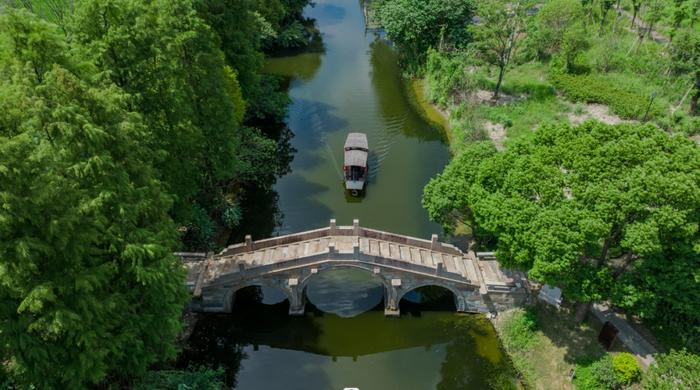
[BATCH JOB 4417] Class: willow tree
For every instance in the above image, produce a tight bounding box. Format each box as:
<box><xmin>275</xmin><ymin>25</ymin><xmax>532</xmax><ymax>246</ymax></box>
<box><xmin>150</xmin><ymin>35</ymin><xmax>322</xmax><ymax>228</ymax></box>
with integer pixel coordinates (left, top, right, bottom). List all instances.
<box><xmin>425</xmin><ymin>121</ymin><xmax>700</xmax><ymax>325</ymax></box>
<box><xmin>0</xmin><ymin>10</ymin><xmax>187</xmax><ymax>387</ymax></box>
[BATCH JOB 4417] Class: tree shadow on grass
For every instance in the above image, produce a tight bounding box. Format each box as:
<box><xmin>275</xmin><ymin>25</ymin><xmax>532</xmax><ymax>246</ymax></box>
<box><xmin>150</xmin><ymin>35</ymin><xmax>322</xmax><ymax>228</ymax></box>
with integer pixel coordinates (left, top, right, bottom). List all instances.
<box><xmin>530</xmin><ymin>303</ymin><xmax>607</xmax><ymax>365</ymax></box>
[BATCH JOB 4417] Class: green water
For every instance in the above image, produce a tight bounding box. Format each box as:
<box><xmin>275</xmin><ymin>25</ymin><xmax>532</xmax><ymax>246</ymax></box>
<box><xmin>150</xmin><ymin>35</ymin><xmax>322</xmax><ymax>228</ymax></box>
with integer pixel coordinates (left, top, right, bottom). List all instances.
<box><xmin>181</xmin><ymin>270</ymin><xmax>518</xmax><ymax>389</ymax></box>
<box><xmin>264</xmin><ymin>0</ymin><xmax>450</xmax><ymax>238</ymax></box>
<box><xmin>181</xmin><ymin>1</ymin><xmax>518</xmax><ymax>388</ymax></box>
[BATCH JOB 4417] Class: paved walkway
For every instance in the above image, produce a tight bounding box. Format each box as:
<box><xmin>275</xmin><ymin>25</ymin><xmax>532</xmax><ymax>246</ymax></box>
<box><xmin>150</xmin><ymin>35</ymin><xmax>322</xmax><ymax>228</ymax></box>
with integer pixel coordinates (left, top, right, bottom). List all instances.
<box><xmin>591</xmin><ymin>303</ymin><xmax>658</xmax><ymax>367</ymax></box>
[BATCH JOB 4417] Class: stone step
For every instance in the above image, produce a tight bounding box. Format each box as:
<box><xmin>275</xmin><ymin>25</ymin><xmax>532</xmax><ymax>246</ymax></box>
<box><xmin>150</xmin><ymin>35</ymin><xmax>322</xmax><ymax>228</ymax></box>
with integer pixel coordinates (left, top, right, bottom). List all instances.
<box><xmin>443</xmin><ymin>254</ymin><xmax>457</xmax><ymax>273</ymax></box>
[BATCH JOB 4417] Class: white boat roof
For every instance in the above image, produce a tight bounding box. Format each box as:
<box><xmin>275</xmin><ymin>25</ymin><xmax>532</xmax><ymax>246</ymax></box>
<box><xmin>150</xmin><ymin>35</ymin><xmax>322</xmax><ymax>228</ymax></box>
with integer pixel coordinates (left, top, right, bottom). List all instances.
<box><xmin>344</xmin><ymin>133</ymin><xmax>368</xmax><ymax>151</ymax></box>
<box><xmin>345</xmin><ymin>149</ymin><xmax>368</xmax><ymax>167</ymax></box>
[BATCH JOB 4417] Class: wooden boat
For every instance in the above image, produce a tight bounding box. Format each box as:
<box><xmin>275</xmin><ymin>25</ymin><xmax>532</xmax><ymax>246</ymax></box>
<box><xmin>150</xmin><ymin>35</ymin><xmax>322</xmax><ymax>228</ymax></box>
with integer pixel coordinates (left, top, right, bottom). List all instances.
<box><xmin>343</xmin><ymin>133</ymin><xmax>368</xmax><ymax>196</ymax></box>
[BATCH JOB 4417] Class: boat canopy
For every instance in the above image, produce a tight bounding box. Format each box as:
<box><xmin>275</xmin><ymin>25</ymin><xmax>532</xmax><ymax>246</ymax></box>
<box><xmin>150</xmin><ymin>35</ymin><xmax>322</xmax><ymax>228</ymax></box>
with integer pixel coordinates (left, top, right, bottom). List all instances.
<box><xmin>344</xmin><ymin>133</ymin><xmax>368</xmax><ymax>151</ymax></box>
<box><xmin>344</xmin><ymin>149</ymin><xmax>368</xmax><ymax>167</ymax></box>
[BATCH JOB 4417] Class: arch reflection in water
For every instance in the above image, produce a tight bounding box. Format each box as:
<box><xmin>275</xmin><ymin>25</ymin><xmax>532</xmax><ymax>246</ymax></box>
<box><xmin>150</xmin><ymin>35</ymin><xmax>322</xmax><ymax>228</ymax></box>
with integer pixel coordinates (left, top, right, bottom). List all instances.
<box><xmin>305</xmin><ymin>267</ymin><xmax>384</xmax><ymax>317</ymax></box>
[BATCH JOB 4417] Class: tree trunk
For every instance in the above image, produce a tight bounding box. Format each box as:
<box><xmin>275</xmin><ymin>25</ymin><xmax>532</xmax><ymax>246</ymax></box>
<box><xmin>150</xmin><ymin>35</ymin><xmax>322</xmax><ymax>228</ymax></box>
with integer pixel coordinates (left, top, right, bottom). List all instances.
<box><xmin>575</xmin><ymin>301</ymin><xmax>592</xmax><ymax>322</ymax></box>
<box><xmin>631</xmin><ymin>7</ymin><xmax>638</xmax><ymax>27</ymax></box>
<box><xmin>494</xmin><ymin>64</ymin><xmax>505</xmax><ymax>101</ymax></box>
<box><xmin>691</xmin><ymin>71</ymin><xmax>700</xmax><ymax>116</ymax></box>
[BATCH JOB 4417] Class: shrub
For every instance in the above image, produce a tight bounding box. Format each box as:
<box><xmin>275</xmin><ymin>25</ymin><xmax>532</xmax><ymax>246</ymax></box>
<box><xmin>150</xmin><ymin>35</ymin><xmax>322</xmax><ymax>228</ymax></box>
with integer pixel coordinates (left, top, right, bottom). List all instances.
<box><xmin>643</xmin><ymin>349</ymin><xmax>700</xmax><ymax>390</ymax></box>
<box><xmin>572</xmin><ymin>363</ymin><xmax>602</xmax><ymax>390</ymax></box>
<box><xmin>426</xmin><ymin>49</ymin><xmax>473</xmax><ymax>107</ymax></box>
<box><xmin>591</xmin><ymin>355</ymin><xmax>622</xmax><ymax>389</ymax></box>
<box><xmin>550</xmin><ymin>74</ymin><xmax>661</xmax><ymax>119</ymax></box>
<box><xmin>612</xmin><ymin>353</ymin><xmax>641</xmax><ymax>385</ymax></box>
<box><xmin>135</xmin><ymin>367</ymin><xmax>225</xmax><ymax>390</ymax></box>
<box><xmin>573</xmin><ymin>355</ymin><xmax>622</xmax><ymax>390</ymax></box>
<box><xmin>223</xmin><ymin>203</ymin><xmax>243</xmax><ymax>229</ymax></box>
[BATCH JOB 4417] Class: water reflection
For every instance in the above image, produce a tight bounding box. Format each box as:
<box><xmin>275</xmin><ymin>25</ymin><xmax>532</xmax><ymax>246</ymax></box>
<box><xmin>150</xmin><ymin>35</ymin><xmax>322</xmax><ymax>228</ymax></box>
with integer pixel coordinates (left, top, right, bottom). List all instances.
<box><xmin>305</xmin><ymin>268</ymin><xmax>384</xmax><ymax>317</ymax></box>
<box><xmin>267</xmin><ymin>0</ymin><xmax>449</xmax><ymax>238</ymax></box>
<box><xmin>179</xmin><ymin>293</ymin><xmax>518</xmax><ymax>389</ymax></box>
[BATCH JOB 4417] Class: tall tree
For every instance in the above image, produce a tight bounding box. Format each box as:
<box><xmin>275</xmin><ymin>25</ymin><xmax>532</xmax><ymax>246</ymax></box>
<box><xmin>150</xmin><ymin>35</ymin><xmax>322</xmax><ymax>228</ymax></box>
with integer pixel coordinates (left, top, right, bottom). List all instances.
<box><xmin>424</xmin><ymin>122</ymin><xmax>700</xmax><ymax>323</ymax></box>
<box><xmin>530</xmin><ymin>0</ymin><xmax>585</xmax><ymax>58</ymax></box>
<box><xmin>377</xmin><ymin>0</ymin><xmax>475</xmax><ymax>71</ymax></box>
<box><xmin>0</xmin><ymin>10</ymin><xmax>187</xmax><ymax>387</ymax></box>
<box><xmin>469</xmin><ymin>0</ymin><xmax>528</xmax><ymax>100</ymax></box>
<box><xmin>670</xmin><ymin>29</ymin><xmax>700</xmax><ymax>115</ymax></box>
<box><xmin>69</xmin><ymin>0</ymin><xmax>242</xmax><ymax>227</ymax></box>
<box><xmin>630</xmin><ymin>0</ymin><xmax>643</xmax><ymax>27</ymax></box>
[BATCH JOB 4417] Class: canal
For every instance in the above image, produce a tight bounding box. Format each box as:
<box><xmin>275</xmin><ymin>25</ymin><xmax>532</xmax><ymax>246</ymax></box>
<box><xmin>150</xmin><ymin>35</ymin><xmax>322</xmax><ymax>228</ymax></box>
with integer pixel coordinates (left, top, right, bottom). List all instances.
<box><xmin>180</xmin><ymin>1</ymin><xmax>519</xmax><ymax>388</ymax></box>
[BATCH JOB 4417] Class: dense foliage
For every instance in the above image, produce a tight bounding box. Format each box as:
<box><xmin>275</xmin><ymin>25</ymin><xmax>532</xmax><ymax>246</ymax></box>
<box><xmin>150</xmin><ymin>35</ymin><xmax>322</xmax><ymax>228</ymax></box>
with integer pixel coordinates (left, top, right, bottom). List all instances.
<box><xmin>0</xmin><ymin>10</ymin><xmax>188</xmax><ymax>387</ymax></box>
<box><xmin>0</xmin><ymin>0</ymin><xmax>310</xmax><ymax>387</ymax></box>
<box><xmin>134</xmin><ymin>367</ymin><xmax>225</xmax><ymax>389</ymax></box>
<box><xmin>642</xmin><ymin>349</ymin><xmax>700</xmax><ymax>389</ymax></box>
<box><xmin>573</xmin><ymin>355</ymin><xmax>622</xmax><ymax>390</ymax></box>
<box><xmin>612</xmin><ymin>352</ymin><xmax>641</xmax><ymax>385</ymax></box>
<box><xmin>376</xmin><ymin>0</ymin><xmax>475</xmax><ymax>72</ymax></box>
<box><xmin>468</xmin><ymin>0</ymin><xmax>528</xmax><ymax>99</ymax></box>
<box><xmin>424</xmin><ymin>122</ymin><xmax>700</xmax><ymax>344</ymax></box>
<box><xmin>551</xmin><ymin>73</ymin><xmax>660</xmax><ymax>119</ymax></box>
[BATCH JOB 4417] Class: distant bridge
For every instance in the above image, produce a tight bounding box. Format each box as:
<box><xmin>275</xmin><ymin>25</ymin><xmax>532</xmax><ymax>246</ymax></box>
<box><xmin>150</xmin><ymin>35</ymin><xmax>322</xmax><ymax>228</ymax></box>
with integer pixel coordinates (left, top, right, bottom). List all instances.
<box><xmin>180</xmin><ymin>220</ymin><xmax>529</xmax><ymax>316</ymax></box>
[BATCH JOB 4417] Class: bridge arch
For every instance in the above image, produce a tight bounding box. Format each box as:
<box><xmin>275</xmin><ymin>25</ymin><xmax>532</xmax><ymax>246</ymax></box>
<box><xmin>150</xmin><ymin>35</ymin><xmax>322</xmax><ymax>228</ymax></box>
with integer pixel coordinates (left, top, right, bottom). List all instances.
<box><xmin>298</xmin><ymin>263</ymin><xmax>392</xmax><ymax>295</ymax></box>
<box><xmin>398</xmin><ymin>283</ymin><xmax>461</xmax><ymax>312</ymax></box>
<box><xmin>298</xmin><ymin>264</ymin><xmax>392</xmax><ymax>316</ymax></box>
<box><xmin>222</xmin><ymin>280</ymin><xmax>291</xmax><ymax>313</ymax></box>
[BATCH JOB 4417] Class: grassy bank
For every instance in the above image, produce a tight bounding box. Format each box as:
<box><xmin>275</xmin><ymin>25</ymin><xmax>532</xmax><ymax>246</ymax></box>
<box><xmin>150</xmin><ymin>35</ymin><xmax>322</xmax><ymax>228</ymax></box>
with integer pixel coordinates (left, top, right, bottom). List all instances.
<box><xmin>493</xmin><ymin>304</ymin><xmax>649</xmax><ymax>390</ymax></box>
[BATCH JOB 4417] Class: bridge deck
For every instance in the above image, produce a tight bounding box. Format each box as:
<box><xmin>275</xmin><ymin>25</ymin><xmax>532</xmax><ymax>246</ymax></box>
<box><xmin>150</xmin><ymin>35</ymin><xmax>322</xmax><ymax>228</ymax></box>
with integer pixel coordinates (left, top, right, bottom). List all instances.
<box><xmin>182</xmin><ymin>221</ymin><xmax>527</xmax><ymax>301</ymax></box>
<box><xmin>192</xmin><ymin>235</ymin><xmax>483</xmax><ymax>285</ymax></box>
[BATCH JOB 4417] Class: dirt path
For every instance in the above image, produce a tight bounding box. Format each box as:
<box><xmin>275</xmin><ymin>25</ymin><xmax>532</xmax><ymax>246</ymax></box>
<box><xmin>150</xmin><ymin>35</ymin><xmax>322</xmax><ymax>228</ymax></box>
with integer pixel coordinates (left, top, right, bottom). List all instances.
<box><xmin>617</xmin><ymin>7</ymin><xmax>668</xmax><ymax>44</ymax></box>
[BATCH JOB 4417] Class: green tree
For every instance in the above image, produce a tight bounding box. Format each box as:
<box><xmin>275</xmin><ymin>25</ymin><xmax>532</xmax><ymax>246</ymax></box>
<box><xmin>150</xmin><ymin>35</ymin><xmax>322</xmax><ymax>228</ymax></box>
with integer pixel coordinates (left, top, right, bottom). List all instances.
<box><xmin>529</xmin><ymin>0</ymin><xmax>584</xmax><ymax>59</ymax></box>
<box><xmin>195</xmin><ymin>0</ymin><xmax>262</xmax><ymax>100</ymax></box>
<box><xmin>426</xmin><ymin>122</ymin><xmax>700</xmax><ymax>323</ymax></box>
<box><xmin>630</xmin><ymin>0</ymin><xmax>643</xmax><ymax>27</ymax></box>
<box><xmin>669</xmin><ymin>29</ymin><xmax>700</xmax><ymax>115</ymax></box>
<box><xmin>643</xmin><ymin>350</ymin><xmax>700</xmax><ymax>389</ymax></box>
<box><xmin>0</xmin><ymin>10</ymin><xmax>187</xmax><ymax>387</ymax></box>
<box><xmin>558</xmin><ymin>21</ymin><xmax>590</xmax><ymax>73</ymax></box>
<box><xmin>377</xmin><ymin>0</ymin><xmax>475</xmax><ymax>71</ymax></box>
<box><xmin>469</xmin><ymin>0</ymin><xmax>528</xmax><ymax>100</ymax></box>
<box><xmin>422</xmin><ymin>142</ymin><xmax>498</xmax><ymax>235</ymax></box>
<box><xmin>69</xmin><ymin>0</ymin><xmax>242</xmax><ymax>228</ymax></box>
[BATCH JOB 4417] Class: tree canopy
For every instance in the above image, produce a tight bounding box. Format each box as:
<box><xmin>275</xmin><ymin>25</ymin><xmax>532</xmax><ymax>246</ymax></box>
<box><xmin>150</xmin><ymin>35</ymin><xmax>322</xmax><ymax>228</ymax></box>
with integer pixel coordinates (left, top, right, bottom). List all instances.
<box><xmin>376</xmin><ymin>0</ymin><xmax>475</xmax><ymax>71</ymax></box>
<box><xmin>424</xmin><ymin>121</ymin><xmax>700</xmax><ymax>341</ymax></box>
<box><xmin>0</xmin><ymin>9</ymin><xmax>188</xmax><ymax>387</ymax></box>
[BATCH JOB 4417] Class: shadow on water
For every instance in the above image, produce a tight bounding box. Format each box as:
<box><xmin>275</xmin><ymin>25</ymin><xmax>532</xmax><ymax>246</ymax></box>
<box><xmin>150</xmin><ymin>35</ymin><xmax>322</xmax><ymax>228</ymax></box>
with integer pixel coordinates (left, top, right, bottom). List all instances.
<box><xmin>274</xmin><ymin>174</ymin><xmax>335</xmax><ymax>234</ymax></box>
<box><xmin>180</xmin><ymin>283</ymin><xmax>519</xmax><ymax>389</ymax></box>
<box><xmin>369</xmin><ymin>38</ymin><xmax>447</xmax><ymax>143</ymax></box>
<box><xmin>284</xmin><ymin>98</ymin><xmax>349</xmax><ymax>172</ymax></box>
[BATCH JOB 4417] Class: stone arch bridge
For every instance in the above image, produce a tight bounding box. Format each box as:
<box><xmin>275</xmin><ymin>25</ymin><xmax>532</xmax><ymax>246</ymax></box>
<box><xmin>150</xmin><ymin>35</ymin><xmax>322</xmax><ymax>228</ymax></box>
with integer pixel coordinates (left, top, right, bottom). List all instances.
<box><xmin>180</xmin><ymin>220</ymin><xmax>529</xmax><ymax>316</ymax></box>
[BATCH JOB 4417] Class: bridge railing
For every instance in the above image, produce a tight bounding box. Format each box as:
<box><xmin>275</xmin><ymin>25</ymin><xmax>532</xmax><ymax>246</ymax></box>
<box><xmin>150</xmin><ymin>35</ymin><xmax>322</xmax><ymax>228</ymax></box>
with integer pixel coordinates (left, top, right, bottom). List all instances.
<box><xmin>217</xmin><ymin>219</ymin><xmax>463</xmax><ymax>258</ymax></box>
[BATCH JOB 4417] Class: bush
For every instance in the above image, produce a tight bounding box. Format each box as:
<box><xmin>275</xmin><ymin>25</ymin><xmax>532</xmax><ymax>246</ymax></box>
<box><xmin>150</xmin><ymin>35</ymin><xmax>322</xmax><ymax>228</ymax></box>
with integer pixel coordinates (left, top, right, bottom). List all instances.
<box><xmin>612</xmin><ymin>353</ymin><xmax>641</xmax><ymax>385</ymax></box>
<box><xmin>550</xmin><ymin>74</ymin><xmax>661</xmax><ymax>119</ymax></box>
<box><xmin>643</xmin><ymin>349</ymin><xmax>700</xmax><ymax>390</ymax></box>
<box><xmin>425</xmin><ymin>49</ymin><xmax>473</xmax><ymax>107</ymax></box>
<box><xmin>573</xmin><ymin>355</ymin><xmax>622</xmax><ymax>390</ymax></box>
<box><xmin>591</xmin><ymin>355</ymin><xmax>622</xmax><ymax>389</ymax></box>
<box><xmin>223</xmin><ymin>203</ymin><xmax>243</xmax><ymax>229</ymax></box>
<box><xmin>135</xmin><ymin>367</ymin><xmax>225</xmax><ymax>390</ymax></box>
